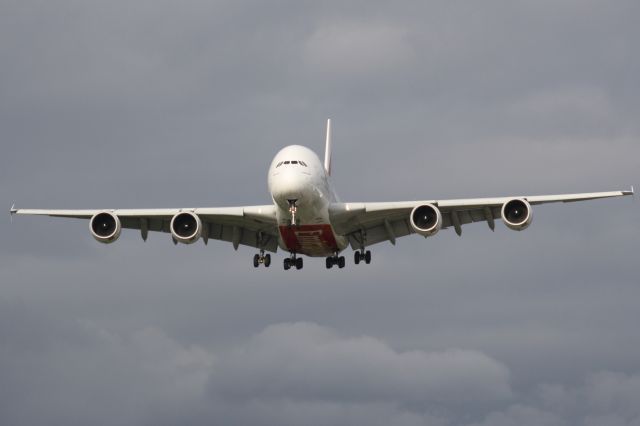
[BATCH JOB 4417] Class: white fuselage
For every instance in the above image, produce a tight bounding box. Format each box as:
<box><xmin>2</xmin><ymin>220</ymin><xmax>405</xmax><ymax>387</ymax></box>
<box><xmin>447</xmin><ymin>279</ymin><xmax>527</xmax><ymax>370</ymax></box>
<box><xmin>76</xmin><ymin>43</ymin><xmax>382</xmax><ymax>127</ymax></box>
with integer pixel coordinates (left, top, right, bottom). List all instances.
<box><xmin>267</xmin><ymin>145</ymin><xmax>348</xmax><ymax>256</ymax></box>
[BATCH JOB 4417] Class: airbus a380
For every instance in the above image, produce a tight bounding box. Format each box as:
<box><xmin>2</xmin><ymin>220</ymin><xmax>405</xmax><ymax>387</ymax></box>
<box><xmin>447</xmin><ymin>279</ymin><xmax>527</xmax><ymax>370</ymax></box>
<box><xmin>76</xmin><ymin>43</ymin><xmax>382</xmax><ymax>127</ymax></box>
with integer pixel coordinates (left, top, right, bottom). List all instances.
<box><xmin>11</xmin><ymin>120</ymin><xmax>634</xmax><ymax>270</ymax></box>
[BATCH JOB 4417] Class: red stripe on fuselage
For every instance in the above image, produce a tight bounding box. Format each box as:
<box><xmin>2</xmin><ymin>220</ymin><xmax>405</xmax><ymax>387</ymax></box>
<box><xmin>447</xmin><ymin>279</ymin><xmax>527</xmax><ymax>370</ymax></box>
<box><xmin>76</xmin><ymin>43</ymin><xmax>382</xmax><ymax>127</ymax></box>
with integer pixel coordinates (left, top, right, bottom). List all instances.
<box><xmin>279</xmin><ymin>224</ymin><xmax>339</xmax><ymax>256</ymax></box>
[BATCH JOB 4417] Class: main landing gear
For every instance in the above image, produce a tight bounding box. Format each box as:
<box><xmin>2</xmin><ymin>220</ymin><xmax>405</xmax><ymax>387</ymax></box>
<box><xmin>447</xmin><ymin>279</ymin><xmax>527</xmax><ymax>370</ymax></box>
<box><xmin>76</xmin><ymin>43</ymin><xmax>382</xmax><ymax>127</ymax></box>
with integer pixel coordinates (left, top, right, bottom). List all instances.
<box><xmin>284</xmin><ymin>253</ymin><xmax>303</xmax><ymax>270</ymax></box>
<box><xmin>354</xmin><ymin>250</ymin><xmax>371</xmax><ymax>265</ymax></box>
<box><xmin>253</xmin><ymin>250</ymin><xmax>271</xmax><ymax>268</ymax></box>
<box><xmin>325</xmin><ymin>253</ymin><xmax>346</xmax><ymax>269</ymax></box>
<box><xmin>326</xmin><ymin>250</ymin><xmax>372</xmax><ymax>269</ymax></box>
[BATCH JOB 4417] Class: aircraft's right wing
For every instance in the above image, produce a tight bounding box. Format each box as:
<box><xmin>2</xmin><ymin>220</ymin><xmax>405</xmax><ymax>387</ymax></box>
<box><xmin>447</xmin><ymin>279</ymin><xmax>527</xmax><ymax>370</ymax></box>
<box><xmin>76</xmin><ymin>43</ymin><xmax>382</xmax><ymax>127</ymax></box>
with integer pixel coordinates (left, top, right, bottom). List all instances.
<box><xmin>329</xmin><ymin>188</ymin><xmax>634</xmax><ymax>249</ymax></box>
<box><xmin>11</xmin><ymin>205</ymin><xmax>280</xmax><ymax>252</ymax></box>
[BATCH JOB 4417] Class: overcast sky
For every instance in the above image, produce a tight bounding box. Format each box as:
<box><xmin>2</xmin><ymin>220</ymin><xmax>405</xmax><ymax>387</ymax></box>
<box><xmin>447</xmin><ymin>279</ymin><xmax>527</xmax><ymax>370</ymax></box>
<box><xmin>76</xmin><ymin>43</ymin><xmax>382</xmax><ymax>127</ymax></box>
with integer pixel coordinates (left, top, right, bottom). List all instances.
<box><xmin>1</xmin><ymin>1</ymin><xmax>639</xmax><ymax>425</ymax></box>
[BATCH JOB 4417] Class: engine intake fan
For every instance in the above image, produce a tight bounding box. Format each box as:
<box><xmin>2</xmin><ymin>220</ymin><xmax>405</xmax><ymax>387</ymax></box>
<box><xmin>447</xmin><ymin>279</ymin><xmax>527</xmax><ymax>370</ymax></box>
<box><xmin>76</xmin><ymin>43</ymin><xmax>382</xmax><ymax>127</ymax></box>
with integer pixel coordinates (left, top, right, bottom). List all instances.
<box><xmin>501</xmin><ymin>198</ymin><xmax>532</xmax><ymax>231</ymax></box>
<box><xmin>170</xmin><ymin>212</ymin><xmax>202</xmax><ymax>244</ymax></box>
<box><xmin>410</xmin><ymin>204</ymin><xmax>442</xmax><ymax>237</ymax></box>
<box><xmin>90</xmin><ymin>212</ymin><xmax>121</xmax><ymax>243</ymax></box>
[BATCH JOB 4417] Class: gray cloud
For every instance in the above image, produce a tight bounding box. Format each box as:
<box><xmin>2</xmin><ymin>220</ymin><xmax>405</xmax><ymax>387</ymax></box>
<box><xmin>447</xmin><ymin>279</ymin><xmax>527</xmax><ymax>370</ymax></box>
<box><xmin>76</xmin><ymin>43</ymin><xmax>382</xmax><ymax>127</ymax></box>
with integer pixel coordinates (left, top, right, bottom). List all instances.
<box><xmin>4</xmin><ymin>313</ymin><xmax>640</xmax><ymax>426</ymax></box>
<box><xmin>207</xmin><ymin>322</ymin><xmax>511</xmax><ymax>406</ymax></box>
<box><xmin>303</xmin><ymin>20</ymin><xmax>415</xmax><ymax>75</ymax></box>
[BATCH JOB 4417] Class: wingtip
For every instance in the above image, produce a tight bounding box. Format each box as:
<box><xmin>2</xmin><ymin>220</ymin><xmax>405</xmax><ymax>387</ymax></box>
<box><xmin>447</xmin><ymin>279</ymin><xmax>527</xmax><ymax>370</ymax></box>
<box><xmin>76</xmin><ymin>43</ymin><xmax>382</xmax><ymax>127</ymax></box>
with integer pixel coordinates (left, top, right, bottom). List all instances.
<box><xmin>9</xmin><ymin>202</ymin><xmax>17</xmax><ymax>223</ymax></box>
<box><xmin>623</xmin><ymin>185</ymin><xmax>634</xmax><ymax>196</ymax></box>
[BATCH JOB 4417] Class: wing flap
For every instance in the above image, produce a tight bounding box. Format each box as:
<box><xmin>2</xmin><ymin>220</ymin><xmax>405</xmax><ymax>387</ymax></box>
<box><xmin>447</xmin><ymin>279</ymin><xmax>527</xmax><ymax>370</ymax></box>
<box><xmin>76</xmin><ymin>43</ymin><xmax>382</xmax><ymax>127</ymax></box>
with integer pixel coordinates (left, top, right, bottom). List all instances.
<box><xmin>347</xmin><ymin>217</ymin><xmax>413</xmax><ymax>249</ymax></box>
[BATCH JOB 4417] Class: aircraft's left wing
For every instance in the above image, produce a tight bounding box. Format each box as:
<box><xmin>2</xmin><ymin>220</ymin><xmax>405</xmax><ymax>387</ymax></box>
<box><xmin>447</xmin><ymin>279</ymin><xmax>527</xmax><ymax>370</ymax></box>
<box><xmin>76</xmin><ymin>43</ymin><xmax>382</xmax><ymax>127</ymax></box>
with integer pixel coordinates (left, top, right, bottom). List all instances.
<box><xmin>11</xmin><ymin>205</ymin><xmax>280</xmax><ymax>252</ymax></box>
<box><xmin>329</xmin><ymin>188</ymin><xmax>633</xmax><ymax>249</ymax></box>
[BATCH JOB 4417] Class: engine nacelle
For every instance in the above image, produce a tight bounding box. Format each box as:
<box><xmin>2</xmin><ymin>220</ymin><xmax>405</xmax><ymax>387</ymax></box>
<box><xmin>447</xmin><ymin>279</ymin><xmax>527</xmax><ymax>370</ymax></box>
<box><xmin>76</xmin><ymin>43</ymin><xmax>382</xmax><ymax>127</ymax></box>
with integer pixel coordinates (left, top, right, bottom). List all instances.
<box><xmin>170</xmin><ymin>212</ymin><xmax>202</xmax><ymax>244</ymax></box>
<box><xmin>501</xmin><ymin>198</ymin><xmax>532</xmax><ymax>231</ymax></box>
<box><xmin>90</xmin><ymin>211</ymin><xmax>121</xmax><ymax>244</ymax></box>
<box><xmin>410</xmin><ymin>204</ymin><xmax>442</xmax><ymax>237</ymax></box>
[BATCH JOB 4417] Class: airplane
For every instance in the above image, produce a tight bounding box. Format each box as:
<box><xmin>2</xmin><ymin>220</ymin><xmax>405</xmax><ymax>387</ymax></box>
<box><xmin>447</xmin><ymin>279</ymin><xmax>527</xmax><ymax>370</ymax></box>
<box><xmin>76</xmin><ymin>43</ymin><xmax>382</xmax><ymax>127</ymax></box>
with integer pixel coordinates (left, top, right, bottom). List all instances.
<box><xmin>10</xmin><ymin>119</ymin><xmax>634</xmax><ymax>270</ymax></box>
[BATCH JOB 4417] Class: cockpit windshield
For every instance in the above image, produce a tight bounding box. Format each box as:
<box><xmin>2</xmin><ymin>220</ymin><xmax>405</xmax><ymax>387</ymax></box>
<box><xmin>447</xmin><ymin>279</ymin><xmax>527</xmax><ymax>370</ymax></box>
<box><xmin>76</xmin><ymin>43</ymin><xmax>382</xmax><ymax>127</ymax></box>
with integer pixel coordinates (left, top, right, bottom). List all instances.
<box><xmin>276</xmin><ymin>160</ymin><xmax>308</xmax><ymax>167</ymax></box>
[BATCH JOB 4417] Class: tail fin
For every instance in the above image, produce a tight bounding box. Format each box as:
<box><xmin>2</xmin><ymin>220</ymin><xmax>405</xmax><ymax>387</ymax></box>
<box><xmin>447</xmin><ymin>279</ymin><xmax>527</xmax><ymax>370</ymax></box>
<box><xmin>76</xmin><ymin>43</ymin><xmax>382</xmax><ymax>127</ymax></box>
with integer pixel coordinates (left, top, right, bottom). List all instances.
<box><xmin>324</xmin><ymin>118</ymin><xmax>332</xmax><ymax>176</ymax></box>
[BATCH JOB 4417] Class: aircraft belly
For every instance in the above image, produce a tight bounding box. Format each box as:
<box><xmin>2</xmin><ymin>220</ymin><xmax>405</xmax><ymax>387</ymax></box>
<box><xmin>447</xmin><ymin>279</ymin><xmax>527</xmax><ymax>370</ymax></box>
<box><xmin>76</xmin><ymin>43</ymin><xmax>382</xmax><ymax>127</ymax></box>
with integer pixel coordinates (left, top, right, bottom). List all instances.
<box><xmin>279</xmin><ymin>224</ymin><xmax>341</xmax><ymax>257</ymax></box>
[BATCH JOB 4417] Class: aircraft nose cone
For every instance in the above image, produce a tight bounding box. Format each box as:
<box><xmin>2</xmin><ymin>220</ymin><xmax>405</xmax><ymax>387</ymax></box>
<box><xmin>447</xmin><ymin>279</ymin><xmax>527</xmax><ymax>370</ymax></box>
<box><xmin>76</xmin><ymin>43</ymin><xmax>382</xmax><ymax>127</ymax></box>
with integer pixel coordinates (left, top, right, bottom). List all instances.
<box><xmin>276</xmin><ymin>178</ymin><xmax>304</xmax><ymax>200</ymax></box>
<box><xmin>272</xmin><ymin>171</ymin><xmax>309</xmax><ymax>205</ymax></box>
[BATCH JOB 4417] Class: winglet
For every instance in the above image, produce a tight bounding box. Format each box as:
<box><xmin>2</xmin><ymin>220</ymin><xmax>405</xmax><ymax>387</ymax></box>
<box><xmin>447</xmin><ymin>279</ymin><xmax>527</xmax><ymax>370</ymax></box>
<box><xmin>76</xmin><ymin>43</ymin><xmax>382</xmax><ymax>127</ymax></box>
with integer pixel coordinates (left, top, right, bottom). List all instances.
<box><xmin>324</xmin><ymin>118</ymin><xmax>332</xmax><ymax>176</ymax></box>
<box><xmin>622</xmin><ymin>186</ymin><xmax>634</xmax><ymax>196</ymax></box>
<box><xmin>9</xmin><ymin>202</ymin><xmax>17</xmax><ymax>223</ymax></box>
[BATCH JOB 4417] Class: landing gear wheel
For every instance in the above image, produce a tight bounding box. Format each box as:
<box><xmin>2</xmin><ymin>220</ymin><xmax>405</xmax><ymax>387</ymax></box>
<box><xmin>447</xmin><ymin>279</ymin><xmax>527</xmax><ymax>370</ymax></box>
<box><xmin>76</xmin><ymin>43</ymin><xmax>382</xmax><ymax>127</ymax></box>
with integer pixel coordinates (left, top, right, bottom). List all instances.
<box><xmin>283</xmin><ymin>258</ymin><xmax>291</xmax><ymax>270</ymax></box>
<box><xmin>338</xmin><ymin>256</ymin><xmax>345</xmax><ymax>268</ymax></box>
<box><xmin>296</xmin><ymin>257</ymin><xmax>303</xmax><ymax>270</ymax></box>
<box><xmin>326</xmin><ymin>257</ymin><xmax>333</xmax><ymax>269</ymax></box>
<box><xmin>253</xmin><ymin>254</ymin><xmax>260</xmax><ymax>268</ymax></box>
<box><xmin>354</xmin><ymin>251</ymin><xmax>360</xmax><ymax>265</ymax></box>
<box><xmin>264</xmin><ymin>254</ymin><xmax>271</xmax><ymax>267</ymax></box>
<box><xmin>364</xmin><ymin>250</ymin><xmax>371</xmax><ymax>264</ymax></box>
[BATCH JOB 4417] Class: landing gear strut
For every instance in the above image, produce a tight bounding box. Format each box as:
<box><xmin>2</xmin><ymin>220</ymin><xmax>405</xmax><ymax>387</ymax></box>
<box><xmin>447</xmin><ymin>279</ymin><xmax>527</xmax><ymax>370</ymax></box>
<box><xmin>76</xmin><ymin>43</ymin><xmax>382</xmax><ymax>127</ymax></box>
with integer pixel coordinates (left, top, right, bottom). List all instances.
<box><xmin>354</xmin><ymin>250</ymin><xmax>371</xmax><ymax>265</ymax></box>
<box><xmin>284</xmin><ymin>252</ymin><xmax>303</xmax><ymax>270</ymax></box>
<box><xmin>325</xmin><ymin>252</ymin><xmax>346</xmax><ymax>269</ymax></box>
<box><xmin>253</xmin><ymin>250</ymin><xmax>271</xmax><ymax>268</ymax></box>
<box><xmin>288</xmin><ymin>200</ymin><xmax>298</xmax><ymax>227</ymax></box>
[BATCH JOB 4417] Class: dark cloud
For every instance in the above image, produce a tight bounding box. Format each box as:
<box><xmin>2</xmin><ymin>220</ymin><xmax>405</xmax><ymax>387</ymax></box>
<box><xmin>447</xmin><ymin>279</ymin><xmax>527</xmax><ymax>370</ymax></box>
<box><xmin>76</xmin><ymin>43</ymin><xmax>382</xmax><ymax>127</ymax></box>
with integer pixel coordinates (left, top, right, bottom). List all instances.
<box><xmin>3</xmin><ymin>316</ymin><xmax>640</xmax><ymax>425</ymax></box>
<box><xmin>207</xmin><ymin>322</ymin><xmax>511</xmax><ymax>406</ymax></box>
<box><xmin>1</xmin><ymin>0</ymin><xmax>639</xmax><ymax>425</ymax></box>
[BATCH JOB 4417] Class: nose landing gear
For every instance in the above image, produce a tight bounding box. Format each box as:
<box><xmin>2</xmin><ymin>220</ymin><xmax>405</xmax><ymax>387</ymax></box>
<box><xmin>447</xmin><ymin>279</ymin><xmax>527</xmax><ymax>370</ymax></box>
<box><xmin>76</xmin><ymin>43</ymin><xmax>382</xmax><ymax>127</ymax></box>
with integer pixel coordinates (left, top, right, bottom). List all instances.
<box><xmin>287</xmin><ymin>200</ymin><xmax>298</xmax><ymax>227</ymax></box>
<box><xmin>253</xmin><ymin>250</ymin><xmax>271</xmax><ymax>268</ymax></box>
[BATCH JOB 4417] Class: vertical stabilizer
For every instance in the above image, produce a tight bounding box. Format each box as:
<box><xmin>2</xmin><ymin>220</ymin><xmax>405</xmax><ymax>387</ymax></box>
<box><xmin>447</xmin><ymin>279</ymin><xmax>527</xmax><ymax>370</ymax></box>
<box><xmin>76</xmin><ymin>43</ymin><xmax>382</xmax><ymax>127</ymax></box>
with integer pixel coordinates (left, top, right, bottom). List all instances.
<box><xmin>324</xmin><ymin>118</ymin><xmax>332</xmax><ymax>176</ymax></box>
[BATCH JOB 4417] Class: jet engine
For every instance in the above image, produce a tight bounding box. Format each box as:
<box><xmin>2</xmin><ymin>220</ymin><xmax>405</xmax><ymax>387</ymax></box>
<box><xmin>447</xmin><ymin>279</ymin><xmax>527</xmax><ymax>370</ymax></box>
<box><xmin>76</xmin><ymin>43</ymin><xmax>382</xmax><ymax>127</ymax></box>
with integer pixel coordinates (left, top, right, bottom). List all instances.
<box><xmin>501</xmin><ymin>198</ymin><xmax>532</xmax><ymax>231</ymax></box>
<box><xmin>90</xmin><ymin>211</ymin><xmax>121</xmax><ymax>243</ymax></box>
<box><xmin>410</xmin><ymin>204</ymin><xmax>442</xmax><ymax>237</ymax></box>
<box><xmin>170</xmin><ymin>212</ymin><xmax>202</xmax><ymax>244</ymax></box>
